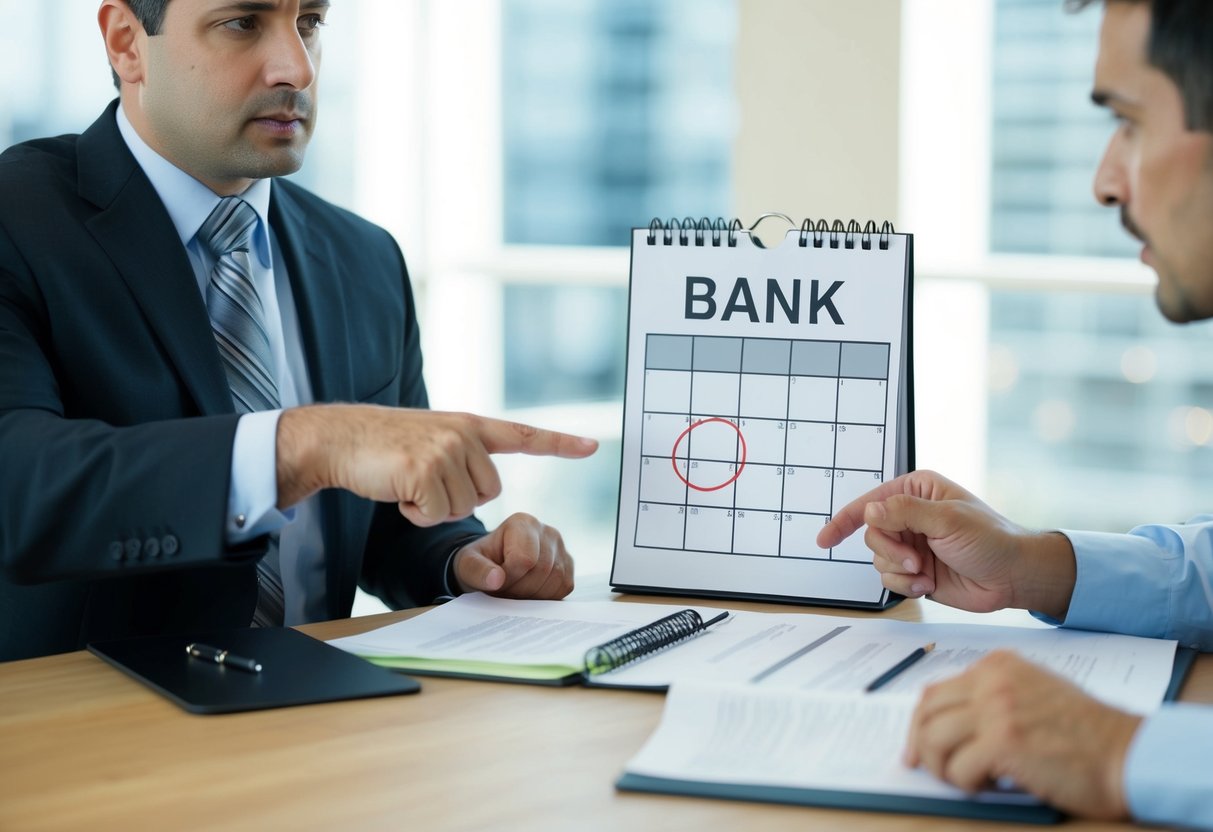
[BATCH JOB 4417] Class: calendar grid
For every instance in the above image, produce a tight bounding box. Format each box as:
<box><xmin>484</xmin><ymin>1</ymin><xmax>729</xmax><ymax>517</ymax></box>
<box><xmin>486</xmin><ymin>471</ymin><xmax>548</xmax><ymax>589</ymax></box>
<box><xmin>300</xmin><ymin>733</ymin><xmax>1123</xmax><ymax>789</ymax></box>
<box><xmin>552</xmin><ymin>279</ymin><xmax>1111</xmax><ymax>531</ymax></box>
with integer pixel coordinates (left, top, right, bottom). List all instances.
<box><xmin>682</xmin><ymin>335</ymin><xmax>696</xmax><ymax>546</ymax></box>
<box><xmin>732</xmin><ymin>338</ymin><xmax>744</xmax><ymax>556</ymax></box>
<box><xmin>634</xmin><ymin>334</ymin><xmax>890</xmax><ymax>564</ymax></box>
<box><xmin>828</xmin><ymin>338</ymin><xmax>841</xmax><ymax>537</ymax></box>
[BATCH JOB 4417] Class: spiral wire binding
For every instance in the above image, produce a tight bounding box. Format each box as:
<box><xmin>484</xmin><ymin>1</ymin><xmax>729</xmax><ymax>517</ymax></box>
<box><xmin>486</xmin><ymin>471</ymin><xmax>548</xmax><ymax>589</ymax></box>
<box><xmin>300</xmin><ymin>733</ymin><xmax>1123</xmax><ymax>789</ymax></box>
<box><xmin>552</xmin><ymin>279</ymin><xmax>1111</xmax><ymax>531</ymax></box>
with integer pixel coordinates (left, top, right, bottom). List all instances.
<box><xmin>583</xmin><ymin>608</ymin><xmax>706</xmax><ymax>676</ymax></box>
<box><xmin>647</xmin><ymin>216</ymin><xmax>896</xmax><ymax>251</ymax></box>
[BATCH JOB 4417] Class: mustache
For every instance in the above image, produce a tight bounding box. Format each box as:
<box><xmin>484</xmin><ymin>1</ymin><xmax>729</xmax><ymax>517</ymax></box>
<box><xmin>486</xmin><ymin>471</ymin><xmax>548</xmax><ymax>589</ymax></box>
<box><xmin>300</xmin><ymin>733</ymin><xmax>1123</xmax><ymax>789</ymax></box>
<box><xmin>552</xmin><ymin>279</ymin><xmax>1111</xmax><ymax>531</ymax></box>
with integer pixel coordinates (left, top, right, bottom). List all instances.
<box><xmin>248</xmin><ymin>90</ymin><xmax>313</xmax><ymax>120</ymax></box>
<box><xmin>1121</xmin><ymin>207</ymin><xmax>1147</xmax><ymax>245</ymax></box>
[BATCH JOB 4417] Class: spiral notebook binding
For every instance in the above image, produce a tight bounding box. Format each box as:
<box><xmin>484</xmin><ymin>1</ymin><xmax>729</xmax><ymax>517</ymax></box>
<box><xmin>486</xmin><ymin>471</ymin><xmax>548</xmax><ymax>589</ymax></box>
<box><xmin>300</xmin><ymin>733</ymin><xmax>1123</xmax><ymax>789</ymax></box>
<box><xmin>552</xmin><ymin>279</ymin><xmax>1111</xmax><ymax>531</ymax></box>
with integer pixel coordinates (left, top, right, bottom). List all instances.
<box><xmin>648</xmin><ymin>215</ymin><xmax>896</xmax><ymax>251</ymax></box>
<box><xmin>845</xmin><ymin>219</ymin><xmax>861</xmax><ymax>249</ymax></box>
<box><xmin>830</xmin><ymin>219</ymin><xmax>845</xmax><ymax>249</ymax></box>
<box><xmin>583</xmin><ymin>608</ymin><xmax>706</xmax><ymax>676</ymax></box>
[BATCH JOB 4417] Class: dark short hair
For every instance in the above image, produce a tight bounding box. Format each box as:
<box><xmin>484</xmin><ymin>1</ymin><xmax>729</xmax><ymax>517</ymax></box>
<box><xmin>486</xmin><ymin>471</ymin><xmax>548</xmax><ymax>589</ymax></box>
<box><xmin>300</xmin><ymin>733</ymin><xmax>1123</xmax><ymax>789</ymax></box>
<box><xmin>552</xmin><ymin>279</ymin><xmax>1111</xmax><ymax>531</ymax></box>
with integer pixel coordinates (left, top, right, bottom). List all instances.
<box><xmin>109</xmin><ymin>0</ymin><xmax>170</xmax><ymax>90</ymax></box>
<box><xmin>1067</xmin><ymin>0</ymin><xmax>1213</xmax><ymax>131</ymax></box>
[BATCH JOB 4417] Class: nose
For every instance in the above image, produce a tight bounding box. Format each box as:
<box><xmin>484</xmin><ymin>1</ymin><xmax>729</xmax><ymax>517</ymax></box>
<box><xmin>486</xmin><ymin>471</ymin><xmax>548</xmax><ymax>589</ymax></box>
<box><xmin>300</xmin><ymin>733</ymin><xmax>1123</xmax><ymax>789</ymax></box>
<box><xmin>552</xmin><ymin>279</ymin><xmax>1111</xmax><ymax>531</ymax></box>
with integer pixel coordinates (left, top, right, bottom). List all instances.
<box><xmin>1092</xmin><ymin>131</ymin><xmax>1127</xmax><ymax>207</ymax></box>
<box><xmin>264</xmin><ymin>24</ymin><xmax>317</xmax><ymax>90</ymax></box>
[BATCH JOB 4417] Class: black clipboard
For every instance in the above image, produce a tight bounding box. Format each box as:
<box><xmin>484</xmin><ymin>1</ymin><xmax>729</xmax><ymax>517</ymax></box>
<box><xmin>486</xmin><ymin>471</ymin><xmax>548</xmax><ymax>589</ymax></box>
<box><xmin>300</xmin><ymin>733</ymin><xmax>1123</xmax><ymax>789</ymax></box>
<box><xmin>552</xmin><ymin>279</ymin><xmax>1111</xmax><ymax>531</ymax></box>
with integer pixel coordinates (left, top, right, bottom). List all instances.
<box><xmin>88</xmin><ymin>627</ymin><xmax>420</xmax><ymax>714</ymax></box>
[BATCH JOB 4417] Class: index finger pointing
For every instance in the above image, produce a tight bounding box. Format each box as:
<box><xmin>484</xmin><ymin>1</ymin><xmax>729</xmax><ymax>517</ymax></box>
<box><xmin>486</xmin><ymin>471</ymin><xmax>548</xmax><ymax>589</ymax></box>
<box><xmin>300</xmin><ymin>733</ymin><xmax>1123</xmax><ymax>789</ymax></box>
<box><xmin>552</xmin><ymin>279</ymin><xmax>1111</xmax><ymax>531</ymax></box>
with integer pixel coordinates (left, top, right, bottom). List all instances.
<box><xmin>477</xmin><ymin>416</ymin><xmax>599</xmax><ymax>458</ymax></box>
<box><xmin>816</xmin><ymin>476</ymin><xmax>915</xmax><ymax>548</ymax></box>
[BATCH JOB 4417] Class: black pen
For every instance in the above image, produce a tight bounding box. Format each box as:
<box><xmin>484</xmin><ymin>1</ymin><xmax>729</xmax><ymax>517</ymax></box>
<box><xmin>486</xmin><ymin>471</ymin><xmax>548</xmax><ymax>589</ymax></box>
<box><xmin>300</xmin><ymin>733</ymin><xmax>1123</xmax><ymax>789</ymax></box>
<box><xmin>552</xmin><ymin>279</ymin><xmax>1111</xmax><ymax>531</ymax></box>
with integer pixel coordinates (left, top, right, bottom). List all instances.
<box><xmin>186</xmin><ymin>642</ymin><xmax>263</xmax><ymax>674</ymax></box>
<box><xmin>702</xmin><ymin>611</ymin><xmax>730</xmax><ymax>628</ymax></box>
<box><xmin>864</xmin><ymin>642</ymin><xmax>935</xmax><ymax>692</ymax></box>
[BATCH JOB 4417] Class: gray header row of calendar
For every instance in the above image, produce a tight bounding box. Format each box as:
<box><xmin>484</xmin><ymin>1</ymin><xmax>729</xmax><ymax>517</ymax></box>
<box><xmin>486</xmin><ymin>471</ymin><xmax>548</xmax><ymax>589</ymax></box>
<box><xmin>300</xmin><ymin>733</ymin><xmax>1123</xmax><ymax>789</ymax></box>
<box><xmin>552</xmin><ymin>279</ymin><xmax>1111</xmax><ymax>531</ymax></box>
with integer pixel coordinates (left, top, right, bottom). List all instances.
<box><xmin>646</xmin><ymin>335</ymin><xmax>889</xmax><ymax>380</ymax></box>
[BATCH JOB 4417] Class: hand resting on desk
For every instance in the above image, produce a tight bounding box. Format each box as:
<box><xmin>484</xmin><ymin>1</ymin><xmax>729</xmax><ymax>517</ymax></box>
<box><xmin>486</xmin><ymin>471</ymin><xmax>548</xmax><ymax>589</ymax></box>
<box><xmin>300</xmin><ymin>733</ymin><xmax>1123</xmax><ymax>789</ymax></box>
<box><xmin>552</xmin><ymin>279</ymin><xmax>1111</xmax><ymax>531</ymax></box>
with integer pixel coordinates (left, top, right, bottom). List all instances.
<box><xmin>908</xmin><ymin>650</ymin><xmax>1140</xmax><ymax>820</ymax></box>
<box><xmin>451</xmin><ymin>512</ymin><xmax>574</xmax><ymax>599</ymax></box>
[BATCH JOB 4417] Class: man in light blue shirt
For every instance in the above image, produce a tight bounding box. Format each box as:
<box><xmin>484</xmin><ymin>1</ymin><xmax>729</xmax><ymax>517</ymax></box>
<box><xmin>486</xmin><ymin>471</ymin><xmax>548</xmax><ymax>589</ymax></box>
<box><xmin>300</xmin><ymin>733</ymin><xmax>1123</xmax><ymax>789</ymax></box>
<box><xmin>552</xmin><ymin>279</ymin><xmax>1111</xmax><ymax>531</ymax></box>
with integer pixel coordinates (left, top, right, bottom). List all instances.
<box><xmin>819</xmin><ymin>1</ymin><xmax>1213</xmax><ymax>826</ymax></box>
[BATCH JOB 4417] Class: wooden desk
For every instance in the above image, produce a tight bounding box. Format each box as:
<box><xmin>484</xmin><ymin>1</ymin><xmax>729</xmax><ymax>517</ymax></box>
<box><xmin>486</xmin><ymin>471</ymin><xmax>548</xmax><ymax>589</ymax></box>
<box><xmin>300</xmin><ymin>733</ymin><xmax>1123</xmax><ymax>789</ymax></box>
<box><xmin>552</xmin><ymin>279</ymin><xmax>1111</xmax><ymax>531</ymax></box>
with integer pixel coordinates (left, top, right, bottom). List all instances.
<box><xmin>2</xmin><ymin>584</ymin><xmax>1205</xmax><ymax>832</ymax></box>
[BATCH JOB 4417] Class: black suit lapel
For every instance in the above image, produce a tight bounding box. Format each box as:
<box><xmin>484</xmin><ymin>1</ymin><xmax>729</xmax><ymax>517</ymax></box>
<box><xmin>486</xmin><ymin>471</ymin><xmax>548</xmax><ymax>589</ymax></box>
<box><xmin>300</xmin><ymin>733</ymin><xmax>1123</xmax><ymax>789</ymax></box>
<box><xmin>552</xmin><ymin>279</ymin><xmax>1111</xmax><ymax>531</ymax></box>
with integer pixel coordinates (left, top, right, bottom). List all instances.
<box><xmin>268</xmin><ymin>183</ymin><xmax>355</xmax><ymax>404</ymax></box>
<box><xmin>76</xmin><ymin>102</ymin><xmax>233</xmax><ymax>416</ymax></box>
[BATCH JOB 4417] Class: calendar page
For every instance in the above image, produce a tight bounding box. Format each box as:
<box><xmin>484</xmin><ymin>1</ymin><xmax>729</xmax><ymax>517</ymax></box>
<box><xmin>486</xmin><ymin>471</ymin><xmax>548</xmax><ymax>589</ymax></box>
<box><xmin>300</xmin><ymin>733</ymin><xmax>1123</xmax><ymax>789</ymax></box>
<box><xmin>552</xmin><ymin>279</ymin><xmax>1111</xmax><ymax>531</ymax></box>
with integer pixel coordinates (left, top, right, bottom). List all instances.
<box><xmin>611</xmin><ymin>222</ymin><xmax>913</xmax><ymax>608</ymax></box>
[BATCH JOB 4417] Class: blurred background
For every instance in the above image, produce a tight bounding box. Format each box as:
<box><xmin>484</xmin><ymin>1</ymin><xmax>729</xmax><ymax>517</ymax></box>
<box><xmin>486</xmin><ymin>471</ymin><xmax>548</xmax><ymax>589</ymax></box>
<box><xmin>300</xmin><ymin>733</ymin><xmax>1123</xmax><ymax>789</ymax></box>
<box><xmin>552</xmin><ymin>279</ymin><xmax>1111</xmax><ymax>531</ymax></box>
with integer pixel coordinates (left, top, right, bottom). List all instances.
<box><xmin>5</xmin><ymin>0</ymin><xmax>1211</xmax><ymax>614</ymax></box>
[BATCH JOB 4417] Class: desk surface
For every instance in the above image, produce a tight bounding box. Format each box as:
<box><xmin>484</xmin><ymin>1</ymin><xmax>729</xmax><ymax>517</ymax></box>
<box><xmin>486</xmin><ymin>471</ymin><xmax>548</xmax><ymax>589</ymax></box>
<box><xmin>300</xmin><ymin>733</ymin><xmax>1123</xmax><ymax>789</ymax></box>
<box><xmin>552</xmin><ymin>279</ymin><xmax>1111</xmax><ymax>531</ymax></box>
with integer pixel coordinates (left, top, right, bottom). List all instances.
<box><xmin>1</xmin><ymin>581</ymin><xmax>1203</xmax><ymax>832</ymax></box>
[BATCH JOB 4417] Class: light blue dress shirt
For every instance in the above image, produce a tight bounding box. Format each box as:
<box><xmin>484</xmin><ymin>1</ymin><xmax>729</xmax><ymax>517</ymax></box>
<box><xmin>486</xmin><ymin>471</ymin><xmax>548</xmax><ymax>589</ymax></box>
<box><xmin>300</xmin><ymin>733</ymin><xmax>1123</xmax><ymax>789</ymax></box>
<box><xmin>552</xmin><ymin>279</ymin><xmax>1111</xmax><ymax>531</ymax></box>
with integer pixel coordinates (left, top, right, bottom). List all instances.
<box><xmin>115</xmin><ymin>105</ymin><xmax>327</xmax><ymax>625</ymax></box>
<box><xmin>1060</xmin><ymin>521</ymin><xmax>1213</xmax><ymax>830</ymax></box>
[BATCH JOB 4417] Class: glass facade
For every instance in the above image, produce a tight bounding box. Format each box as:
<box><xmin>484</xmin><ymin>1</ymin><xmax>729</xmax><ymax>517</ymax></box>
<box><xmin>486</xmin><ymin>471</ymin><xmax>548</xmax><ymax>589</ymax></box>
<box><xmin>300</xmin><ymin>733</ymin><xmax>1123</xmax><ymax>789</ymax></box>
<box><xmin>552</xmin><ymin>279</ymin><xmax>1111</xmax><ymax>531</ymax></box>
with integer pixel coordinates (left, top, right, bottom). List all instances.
<box><xmin>0</xmin><ymin>1</ymin><xmax>117</xmax><ymax>148</ymax></box>
<box><xmin>503</xmin><ymin>284</ymin><xmax>628</xmax><ymax>409</ymax></box>
<box><xmin>501</xmin><ymin>0</ymin><xmax>736</xmax><ymax>247</ymax></box>
<box><xmin>987</xmin><ymin>291</ymin><xmax>1213</xmax><ymax>531</ymax></box>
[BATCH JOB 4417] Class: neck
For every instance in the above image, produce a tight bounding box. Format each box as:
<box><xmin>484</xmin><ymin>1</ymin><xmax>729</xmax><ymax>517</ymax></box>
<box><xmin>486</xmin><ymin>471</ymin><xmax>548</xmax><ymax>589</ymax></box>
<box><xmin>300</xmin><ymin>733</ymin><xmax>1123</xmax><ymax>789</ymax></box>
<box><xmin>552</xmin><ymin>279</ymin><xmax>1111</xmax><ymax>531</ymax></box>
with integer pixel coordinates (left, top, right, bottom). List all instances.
<box><xmin>118</xmin><ymin>95</ymin><xmax>254</xmax><ymax>197</ymax></box>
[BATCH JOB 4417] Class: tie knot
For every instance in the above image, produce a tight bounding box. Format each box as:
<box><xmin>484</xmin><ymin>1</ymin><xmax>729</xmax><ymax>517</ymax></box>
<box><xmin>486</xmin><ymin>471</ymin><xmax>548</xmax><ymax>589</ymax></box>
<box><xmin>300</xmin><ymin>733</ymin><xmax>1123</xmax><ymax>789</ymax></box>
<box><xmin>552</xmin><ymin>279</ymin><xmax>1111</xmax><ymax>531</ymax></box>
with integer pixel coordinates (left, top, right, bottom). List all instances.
<box><xmin>197</xmin><ymin>197</ymin><xmax>258</xmax><ymax>259</ymax></box>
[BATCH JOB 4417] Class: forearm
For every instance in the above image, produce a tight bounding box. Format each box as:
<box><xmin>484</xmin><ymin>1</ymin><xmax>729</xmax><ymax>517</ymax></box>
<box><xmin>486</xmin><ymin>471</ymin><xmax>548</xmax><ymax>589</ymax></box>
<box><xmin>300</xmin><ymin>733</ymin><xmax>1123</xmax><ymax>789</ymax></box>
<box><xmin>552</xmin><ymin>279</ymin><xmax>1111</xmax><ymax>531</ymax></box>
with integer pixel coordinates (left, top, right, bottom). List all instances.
<box><xmin>275</xmin><ymin>403</ymin><xmax>414</xmax><ymax>509</ymax></box>
<box><xmin>276</xmin><ymin>405</ymin><xmax>331</xmax><ymax>509</ymax></box>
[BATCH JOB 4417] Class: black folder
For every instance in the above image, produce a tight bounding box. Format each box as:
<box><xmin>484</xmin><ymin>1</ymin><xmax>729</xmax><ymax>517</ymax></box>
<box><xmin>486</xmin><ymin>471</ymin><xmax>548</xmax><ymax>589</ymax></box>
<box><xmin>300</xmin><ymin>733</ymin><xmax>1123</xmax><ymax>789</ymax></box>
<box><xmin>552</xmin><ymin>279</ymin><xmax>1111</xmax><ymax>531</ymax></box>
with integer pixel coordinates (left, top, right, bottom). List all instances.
<box><xmin>88</xmin><ymin>627</ymin><xmax>420</xmax><ymax>714</ymax></box>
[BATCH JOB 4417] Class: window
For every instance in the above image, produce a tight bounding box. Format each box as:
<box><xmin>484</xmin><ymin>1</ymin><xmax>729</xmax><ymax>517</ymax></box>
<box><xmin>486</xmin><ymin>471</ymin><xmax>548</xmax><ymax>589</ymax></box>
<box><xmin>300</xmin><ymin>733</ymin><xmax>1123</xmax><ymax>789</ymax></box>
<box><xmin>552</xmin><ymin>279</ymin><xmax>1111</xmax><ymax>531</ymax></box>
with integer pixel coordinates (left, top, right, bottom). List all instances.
<box><xmin>990</xmin><ymin>0</ymin><xmax>1134</xmax><ymax>257</ymax></box>
<box><xmin>501</xmin><ymin>0</ymin><xmax>735</xmax><ymax>247</ymax></box>
<box><xmin>0</xmin><ymin>1</ymin><xmax>118</xmax><ymax>147</ymax></box>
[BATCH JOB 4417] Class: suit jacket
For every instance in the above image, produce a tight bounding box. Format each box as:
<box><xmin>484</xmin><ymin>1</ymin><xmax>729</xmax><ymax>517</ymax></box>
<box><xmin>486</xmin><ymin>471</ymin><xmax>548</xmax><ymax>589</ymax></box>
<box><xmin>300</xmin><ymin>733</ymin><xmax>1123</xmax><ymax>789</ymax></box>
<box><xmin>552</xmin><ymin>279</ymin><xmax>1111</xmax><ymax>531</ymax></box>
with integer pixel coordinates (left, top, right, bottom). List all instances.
<box><xmin>0</xmin><ymin>101</ymin><xmax>484</xmax><ymax>661</ymax></box>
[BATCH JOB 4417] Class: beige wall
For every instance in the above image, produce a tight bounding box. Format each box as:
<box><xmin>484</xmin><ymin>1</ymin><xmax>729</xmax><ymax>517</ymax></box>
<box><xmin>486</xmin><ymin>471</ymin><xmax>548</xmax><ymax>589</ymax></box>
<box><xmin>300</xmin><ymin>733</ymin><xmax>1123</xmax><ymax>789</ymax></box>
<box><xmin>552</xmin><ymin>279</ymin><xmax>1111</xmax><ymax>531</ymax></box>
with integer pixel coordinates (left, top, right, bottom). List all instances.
<box><xmin>734</xmin><ymin>0</ymin><xmax>901</xmax><ymax>236</ymax></box>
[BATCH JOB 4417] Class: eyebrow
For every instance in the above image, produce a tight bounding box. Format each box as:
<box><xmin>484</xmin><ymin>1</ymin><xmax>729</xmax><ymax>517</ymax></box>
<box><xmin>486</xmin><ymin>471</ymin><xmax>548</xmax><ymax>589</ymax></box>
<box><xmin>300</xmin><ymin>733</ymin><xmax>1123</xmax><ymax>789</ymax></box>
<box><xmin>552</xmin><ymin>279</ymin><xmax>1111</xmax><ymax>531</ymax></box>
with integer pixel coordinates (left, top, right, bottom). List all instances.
<box><xmin>209</xmin><ymin>1</ymin><xmax>331</xmax><ymax>13</ymax></box>
<box><xmin>1091</xmin><ymin>89</ymin><xmax>1139</xmax><ymax>110</ymax></box>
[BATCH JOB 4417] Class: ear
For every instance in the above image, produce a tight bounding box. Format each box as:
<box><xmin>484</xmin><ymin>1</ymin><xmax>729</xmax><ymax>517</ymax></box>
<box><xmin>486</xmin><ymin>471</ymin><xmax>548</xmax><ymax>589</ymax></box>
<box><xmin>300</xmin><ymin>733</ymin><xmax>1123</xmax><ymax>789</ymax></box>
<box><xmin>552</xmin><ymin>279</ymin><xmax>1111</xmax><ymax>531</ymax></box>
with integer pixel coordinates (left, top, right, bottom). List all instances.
<box><xmin>98</xmin><ymin>0</ymin><xmax>146</xmax><ymax>88</ymax></box>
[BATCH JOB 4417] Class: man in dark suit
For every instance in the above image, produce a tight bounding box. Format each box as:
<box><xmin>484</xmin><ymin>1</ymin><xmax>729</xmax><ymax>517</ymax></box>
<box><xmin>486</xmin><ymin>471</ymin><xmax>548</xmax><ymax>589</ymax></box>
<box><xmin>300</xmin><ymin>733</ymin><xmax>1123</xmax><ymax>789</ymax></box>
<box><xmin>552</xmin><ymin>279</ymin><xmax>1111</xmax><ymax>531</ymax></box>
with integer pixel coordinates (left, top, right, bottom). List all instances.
<box><xmin>0</xmin><ymin>0</ymin><xmax>597</xmax><ymax>661</ymax></box>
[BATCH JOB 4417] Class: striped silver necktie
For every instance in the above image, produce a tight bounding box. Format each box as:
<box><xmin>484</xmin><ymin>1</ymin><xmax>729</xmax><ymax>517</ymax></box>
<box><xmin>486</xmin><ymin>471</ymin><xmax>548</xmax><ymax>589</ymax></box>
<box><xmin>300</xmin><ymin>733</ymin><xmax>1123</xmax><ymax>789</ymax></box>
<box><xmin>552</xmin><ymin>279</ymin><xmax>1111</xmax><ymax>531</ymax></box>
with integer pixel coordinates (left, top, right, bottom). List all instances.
<box><xmin>197</xmin><ymin>196</ymin><xmax>286</xmax><ymax>628</ymax></box>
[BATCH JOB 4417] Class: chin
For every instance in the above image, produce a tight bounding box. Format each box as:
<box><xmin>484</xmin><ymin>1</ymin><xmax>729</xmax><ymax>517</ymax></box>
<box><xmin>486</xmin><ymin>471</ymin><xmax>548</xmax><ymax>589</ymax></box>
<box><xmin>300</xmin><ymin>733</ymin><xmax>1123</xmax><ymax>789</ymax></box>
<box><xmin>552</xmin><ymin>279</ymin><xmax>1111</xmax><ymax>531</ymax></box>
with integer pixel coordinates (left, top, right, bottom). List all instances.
<box><xmin>1154</xmin><ymin>285</ymin><xmax>1209</xmax><ymax>324</ymax></box>
<box><xmin>1157</xmin><ymin>304</ymin><xmax>1190</xmax><ymax>324</ymax></box>
<box><xmin>234</xmin><ymin>152</ymin><xmax>308</xmax><ymax>181</ymax></box>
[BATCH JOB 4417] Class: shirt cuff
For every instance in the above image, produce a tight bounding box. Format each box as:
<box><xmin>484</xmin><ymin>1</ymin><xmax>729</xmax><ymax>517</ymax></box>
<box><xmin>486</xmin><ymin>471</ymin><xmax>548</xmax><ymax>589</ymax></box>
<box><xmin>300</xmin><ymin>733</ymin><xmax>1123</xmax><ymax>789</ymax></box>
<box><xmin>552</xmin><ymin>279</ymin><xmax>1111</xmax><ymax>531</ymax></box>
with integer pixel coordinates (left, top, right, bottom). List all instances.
<box><xmin>1050</xmin><ymin>529</ymin><xmax>1177</xmax><ymax>638</ymax></box>
<box><xmin>1124</xmin><ymin>703</ymin><xmax>1213</xmax><ymax>829</ymax></box>
<box><xmin>226</xmin><ymin>410</ymin><xmax>294</xmax><ymax>544</ymax></box>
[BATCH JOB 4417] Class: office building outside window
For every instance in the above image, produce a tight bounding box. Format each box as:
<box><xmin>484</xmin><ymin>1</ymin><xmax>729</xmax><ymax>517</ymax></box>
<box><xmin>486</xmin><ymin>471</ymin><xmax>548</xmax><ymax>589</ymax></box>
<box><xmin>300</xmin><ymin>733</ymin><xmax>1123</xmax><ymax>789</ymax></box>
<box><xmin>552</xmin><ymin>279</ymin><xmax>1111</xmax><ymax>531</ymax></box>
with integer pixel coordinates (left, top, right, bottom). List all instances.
<box><xmin>501</xmin><ymin>0</ymin><xmax>735</xmax><ymax>249</ymax></box>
